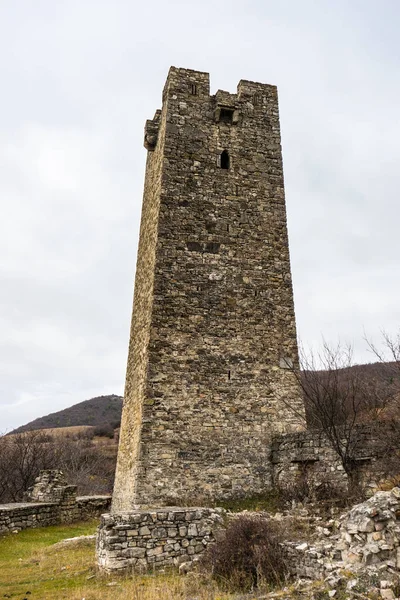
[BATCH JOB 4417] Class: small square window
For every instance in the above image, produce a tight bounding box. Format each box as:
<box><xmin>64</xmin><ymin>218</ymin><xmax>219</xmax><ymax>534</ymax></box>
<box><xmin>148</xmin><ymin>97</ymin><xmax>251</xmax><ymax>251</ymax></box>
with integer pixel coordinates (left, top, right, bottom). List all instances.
<box><xmin>219</xmin><ymin>108</ymin><xmax>234</xmax><ymax>123</ymax></box>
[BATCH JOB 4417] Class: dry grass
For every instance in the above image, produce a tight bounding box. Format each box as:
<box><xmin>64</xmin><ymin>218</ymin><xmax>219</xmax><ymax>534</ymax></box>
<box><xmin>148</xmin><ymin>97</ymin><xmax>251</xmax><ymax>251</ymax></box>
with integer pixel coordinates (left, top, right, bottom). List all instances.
<box><xmin>0</xmin><ymin>522</ymin><xmax>241</xmax><ymax>599</ymax></box>
<box><xmin>6</xmin><ymin>426</ymin><xmax>94</xmax><ymax>439</ymax></box>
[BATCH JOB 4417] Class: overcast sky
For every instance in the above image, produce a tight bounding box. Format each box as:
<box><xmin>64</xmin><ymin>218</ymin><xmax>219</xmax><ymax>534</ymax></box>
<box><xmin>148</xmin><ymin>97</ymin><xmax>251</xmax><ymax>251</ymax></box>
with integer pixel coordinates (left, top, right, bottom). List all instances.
<box><xmin>1</xmin><ymin>0</ymin><xmax>400</xmax><ymax>431</ymax></box>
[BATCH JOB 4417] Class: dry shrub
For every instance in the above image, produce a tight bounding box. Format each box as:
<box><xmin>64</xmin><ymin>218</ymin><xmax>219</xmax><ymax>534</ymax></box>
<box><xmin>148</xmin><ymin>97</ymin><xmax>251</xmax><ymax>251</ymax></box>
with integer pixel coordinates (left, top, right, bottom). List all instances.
<box><xmin>201</xmin><ymin>515</ymin><xmax>289</xmax><ymax>591</ymax></box>
<box><xmin>0</xmin><ymin>430</ymin><xmax>117</xmax><ymax>501</ymax></box>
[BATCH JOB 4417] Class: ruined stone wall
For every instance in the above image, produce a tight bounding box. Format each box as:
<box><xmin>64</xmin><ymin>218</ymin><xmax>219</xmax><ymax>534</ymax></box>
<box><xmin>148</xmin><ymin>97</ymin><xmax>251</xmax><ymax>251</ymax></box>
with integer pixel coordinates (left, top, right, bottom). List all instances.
<box><xmin>0</xmin><ymin>471</ymin><xmax>111</xmax><ymax>535</ymax></box>
<box><xmin>96</xmin><ymin>507</ymin><xmax>225</xmax><ymax>572</ymax></box>
<box><xmin>0</xmin><ymin>496</ymin><xmax>111</xmax><ymax>535</ymax></box>
<box><xmin>271</xmin><ymin>425</ymin><xmax>398</xmax><ymax>493</ymax></box>
<box><xmin>271</xmin><ymin>430</ymin><xmax>348</xmax><ymax>491</ymax></box>
<box><xmin>112</xmin><ymin>67</ymin><xmax>304</xmax><ymax>510</ymax></box>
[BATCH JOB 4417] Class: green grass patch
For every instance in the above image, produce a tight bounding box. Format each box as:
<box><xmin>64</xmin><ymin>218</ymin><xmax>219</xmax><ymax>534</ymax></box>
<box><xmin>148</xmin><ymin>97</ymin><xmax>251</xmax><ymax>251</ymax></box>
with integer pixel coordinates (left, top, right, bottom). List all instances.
<box><xmin>0</xmin><ymin>521</ymin><xmax>238</xmax><ymax>599</ymax></box>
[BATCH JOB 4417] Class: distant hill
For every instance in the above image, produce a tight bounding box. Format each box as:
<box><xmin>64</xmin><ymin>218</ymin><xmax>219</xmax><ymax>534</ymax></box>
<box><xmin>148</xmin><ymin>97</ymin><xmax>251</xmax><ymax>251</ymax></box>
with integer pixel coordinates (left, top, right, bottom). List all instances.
<box><xmin>11</xmin><ymin>394</ymin><xmax>123</xmax><ymax>434</ymax></box>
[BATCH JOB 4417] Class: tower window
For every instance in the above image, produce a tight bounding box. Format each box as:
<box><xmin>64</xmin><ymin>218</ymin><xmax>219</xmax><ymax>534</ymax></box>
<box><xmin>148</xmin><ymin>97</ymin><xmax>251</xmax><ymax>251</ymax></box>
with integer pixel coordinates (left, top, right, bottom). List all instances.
<box><xmin>220</xmin><ymin>150</ymin><xmax>230</xmax><ymax>170</ymax></box>
<box><xmin>191</xmin><ymin>83</ymin><xmax>197</xmax><ymax>95</ymax></box>
<box><xmin>219</xmin><ymin>108</ymin><xmax>234</xmax><ymax>123</ymax></box>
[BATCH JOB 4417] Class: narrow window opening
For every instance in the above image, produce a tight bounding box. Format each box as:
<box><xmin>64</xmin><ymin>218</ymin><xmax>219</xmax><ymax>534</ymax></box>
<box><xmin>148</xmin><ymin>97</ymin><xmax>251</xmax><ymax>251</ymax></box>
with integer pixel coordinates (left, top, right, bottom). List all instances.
<box><xmin>254</xmin><ymin>290</ymin><xmax>258</xmax><ymax>297</ymax></box>
<box><xmin>196</xmin><ymin>285</ymin><xmax>201</xmax><ymax>291</ymax></box>
<box><xmin>220</xmin><ymin>150</ymin><xmax>230</xmax><ymax>170</ymax></box>
<box><xmin>191</xmin><ymin>83</ymin><xmax>197</xmax><ymax>95</ymax></box>
<box><xmin>235</xmin><ymin>184</ymin><xmax>239</xmax><ymax>196</ymax></box>
<box><xmin>226</xmin><ymin>224</ymin><xmax>230</xmax><ymax>233</ymax></box>
<box><xmin>219</xmin><ymin>108</ymin><xmax>234</xmax><ymax>123</ymax></box>
<box><xmin>253</xmin><ymin>93</ymin><xmax>261</xmax><ymax>106</ymax></box>
<box><xmin>228</xmin><ymin>370</ymin><xmax>231</xmax><ymax>380</ymax></box>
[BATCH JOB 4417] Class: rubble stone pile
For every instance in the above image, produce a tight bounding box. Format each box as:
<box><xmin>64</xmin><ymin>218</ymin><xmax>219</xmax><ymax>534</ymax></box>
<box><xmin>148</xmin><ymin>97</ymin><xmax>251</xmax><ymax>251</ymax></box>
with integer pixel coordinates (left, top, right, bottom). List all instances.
<box><xmin>338</xmin><ymin>487</ymin><xmax>400</xmax><ymax>568</ymax></box>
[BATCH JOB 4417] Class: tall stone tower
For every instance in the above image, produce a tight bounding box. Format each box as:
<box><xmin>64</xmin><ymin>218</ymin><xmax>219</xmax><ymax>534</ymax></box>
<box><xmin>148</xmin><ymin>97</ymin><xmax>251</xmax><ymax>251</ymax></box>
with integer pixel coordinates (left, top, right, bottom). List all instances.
<box><xmin>112</xmin><ymin>67</ymin><xmax>304</xmax><ymax>511</ymax></box>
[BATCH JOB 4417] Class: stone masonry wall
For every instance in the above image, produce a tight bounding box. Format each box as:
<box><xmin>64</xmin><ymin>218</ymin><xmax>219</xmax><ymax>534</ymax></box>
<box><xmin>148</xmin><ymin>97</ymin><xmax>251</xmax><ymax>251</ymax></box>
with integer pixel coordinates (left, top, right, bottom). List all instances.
<box><xmin>271</xmin><ymin>424</ymin><xmax>398</xmax><ymax>493</ymax></box>
<box><xmin>0</xmin><ymin>471</ymin><xmax>111</xmax><ymax>535</ymax></box>
<box><xmin>112</xmin><ymin>66</ymin><xmax>305</xmax><ymax>511</ymax></box>
<box><xmin>0</xmin><ymin>496</ymin><xmax>111</xmax><ymax>535</ymax></box>
<box><xmin>96</xmin><ymin>507</ymin><xmax>225</xmax><ymax>572</ymax></box>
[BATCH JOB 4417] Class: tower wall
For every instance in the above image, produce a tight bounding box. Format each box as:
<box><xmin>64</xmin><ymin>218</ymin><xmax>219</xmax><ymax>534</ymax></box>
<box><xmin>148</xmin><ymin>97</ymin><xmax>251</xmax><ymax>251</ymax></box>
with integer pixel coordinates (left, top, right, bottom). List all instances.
<box><xmin>112</xmin><ymin>67</ymin><xmax>304</xmax><ymax>511</ymax></box>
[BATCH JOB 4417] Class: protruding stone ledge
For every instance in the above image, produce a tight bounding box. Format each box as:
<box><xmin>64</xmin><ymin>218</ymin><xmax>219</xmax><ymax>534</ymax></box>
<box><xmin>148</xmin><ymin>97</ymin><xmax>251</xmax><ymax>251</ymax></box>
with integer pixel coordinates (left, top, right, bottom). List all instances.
<box><xmin>96</xmin><ymin>507</ymin><xmax>225</xmax><ymax>572</ymax></box>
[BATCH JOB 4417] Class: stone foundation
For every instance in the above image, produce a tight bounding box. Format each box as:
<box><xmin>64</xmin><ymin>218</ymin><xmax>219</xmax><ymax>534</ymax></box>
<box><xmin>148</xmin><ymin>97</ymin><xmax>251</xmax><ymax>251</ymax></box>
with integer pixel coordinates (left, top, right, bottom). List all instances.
<box><xmin>96</xmin><ymin>507</ymin><xmax>225</xmax><ymax>572</ymax></box>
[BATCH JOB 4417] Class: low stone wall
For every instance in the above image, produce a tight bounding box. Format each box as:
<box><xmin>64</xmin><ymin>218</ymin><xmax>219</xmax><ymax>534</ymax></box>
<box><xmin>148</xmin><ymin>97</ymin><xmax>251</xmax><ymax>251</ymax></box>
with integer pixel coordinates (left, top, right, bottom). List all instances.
<box><xmin>96</xmin><ymin>507</ymin><xmax>225</xmax><ymax>572</ymax></box>
<box><xmin>0</xmin><ymin>470</ymin><xmax>111</xmax><ymax>535</ymax></box>
<box><xmin>0</xmin><ymin>502</ymin><xmax>60</xmax><ymax>534</ymax></box>
<box><xmin>0</xmin><ymin>496</ymin><xmax>111</xmax><ymax>535</ymax></box>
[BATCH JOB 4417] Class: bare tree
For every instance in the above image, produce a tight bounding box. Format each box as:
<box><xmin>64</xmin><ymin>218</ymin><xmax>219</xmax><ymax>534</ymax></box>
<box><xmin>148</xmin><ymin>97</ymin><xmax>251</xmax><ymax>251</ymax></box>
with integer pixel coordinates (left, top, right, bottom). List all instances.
<box><xmin>0</xmin><ymin>431</ymin><xmax>59</xmax><ymax>501</ymax></box>
<box><xmin>281</xmin><ymin>339</ymin><xmax>400</xmax><ymax>488</ymax></box>
<box><xmin>0</xmin><ymin>430</ymin><xmax>117</xmax><ymax>503</ymax></box>
<box><xmin>293</xmin><ymin>341</ymin><xmax>372</xmax><ymax>480</ymax></box>
<box><xmin>365</xmin><ymin>331</ymin><xmax>400</xmax><ymax>414</ymax></box>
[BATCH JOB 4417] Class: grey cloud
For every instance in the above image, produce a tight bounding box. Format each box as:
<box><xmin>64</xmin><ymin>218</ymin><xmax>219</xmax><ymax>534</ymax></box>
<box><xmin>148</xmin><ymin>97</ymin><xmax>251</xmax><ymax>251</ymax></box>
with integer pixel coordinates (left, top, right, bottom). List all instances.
<box><xmin>1</xmin><ymin>0</ymin><xmax>400</xmax><ymax>430</ymax></box>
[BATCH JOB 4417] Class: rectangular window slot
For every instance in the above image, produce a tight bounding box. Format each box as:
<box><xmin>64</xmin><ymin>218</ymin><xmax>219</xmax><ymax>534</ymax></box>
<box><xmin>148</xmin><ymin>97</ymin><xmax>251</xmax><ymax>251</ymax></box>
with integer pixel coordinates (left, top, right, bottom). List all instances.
<box><xmin>219</xmin><ymin>108</ymin><xmax>234</xmax><ymax>123</ymax></box>
<box><xmin>204</xmin><ymin>242</ymin><xmax>220</xmax><ymax>254</ymax></box>
<box><xmin>187</xmin><ymin>241</ymin><xmax>203</xmax><ymax>252</ymax></box>
<box><xmin>228</xmin><ymin>370</ymin><xmax>231</xmax><ymax>380</ymax></box>
<box><xmin>191</xmin><ymin>84</ymin><xmax>197</xmax><ymax>95</ymax></box>
<box><xmin>226</xmin><ymin>224</ymin><xmax>230</xmax><ymax>233</ymax></box>
<box><xmin>235</xmin><ymin>185</ymin><xmax>239</xmax><ymax>196</ymax></box>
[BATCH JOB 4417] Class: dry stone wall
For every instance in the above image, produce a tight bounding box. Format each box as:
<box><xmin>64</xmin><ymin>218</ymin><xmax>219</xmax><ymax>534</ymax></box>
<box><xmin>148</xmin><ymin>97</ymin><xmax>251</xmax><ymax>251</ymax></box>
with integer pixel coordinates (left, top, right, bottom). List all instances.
<box><xmin>96</xmin><ymin>507</ymin><xmax>225</xmax><ymax>572</ymax></box>
<box><xmin>112</xmin><ymin>66</ymin><xmax>304</xmax><ymax>511</ymax></box>
<box><xmin>271</xmin><ymin>424</ymin><xmax>395</xmax><ymax>493</ymax></box>
<box><xmin>0</xmin><ymin>471</ymin><xmax>111</xmax><ymax>535</ymax></box>
<box><xmin>271</xmin><ymin>430</ymin><xmax>347</xmax><ymax>491</ymax></box>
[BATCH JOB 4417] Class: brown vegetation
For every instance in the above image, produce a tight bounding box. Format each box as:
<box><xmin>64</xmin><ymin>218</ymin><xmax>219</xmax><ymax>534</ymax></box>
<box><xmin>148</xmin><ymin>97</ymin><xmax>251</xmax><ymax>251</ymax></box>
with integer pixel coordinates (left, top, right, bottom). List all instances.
<box><xmin>284</xmin><ymin>337</ymin><xmax>400</xmax><ymax>485</ymax></box>
<box><xmin>0</xmin><ymin>429</ymin><xmax>117</xmax><ymax>502</ymax></box>
<box><xmin>201</xmin><ymin>515</ymin><xmax>289</xmax><ymax>591</ymax></box>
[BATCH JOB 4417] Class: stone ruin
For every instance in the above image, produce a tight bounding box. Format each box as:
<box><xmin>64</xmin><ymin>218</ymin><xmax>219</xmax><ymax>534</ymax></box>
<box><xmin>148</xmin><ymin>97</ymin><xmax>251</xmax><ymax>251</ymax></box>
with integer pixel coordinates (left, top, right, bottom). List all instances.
<box><xmin>0</xmin><ymin>470</ymin><xmax>111</xmax><ymax>535</ymax></box>
<box><xmin>283</xmin><ymin>487</ymin><xmax>400</xmax><ymax>598</ymax></box>
<box><xmin>339</xmin><ymin>487</ymin><xmax>400</xmax><ymax>567</ymax></box>
<box><xmin>96</xmin><ymin>507</ymin><xmax>225</xmax><ymax>573</ymax></box>
<box><xmin>25</xmin><ymin>469</ymin><xmax>75</xmax><ymax>503</ymax></box>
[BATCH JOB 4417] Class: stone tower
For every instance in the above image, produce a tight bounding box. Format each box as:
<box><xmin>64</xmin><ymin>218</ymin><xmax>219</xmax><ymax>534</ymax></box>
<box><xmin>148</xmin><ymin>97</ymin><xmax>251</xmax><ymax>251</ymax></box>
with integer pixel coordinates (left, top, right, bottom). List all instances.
<box><xmin>112</xmin><ymin>67</ymin><xmax>304</xmax><ymax>511</ymax></box>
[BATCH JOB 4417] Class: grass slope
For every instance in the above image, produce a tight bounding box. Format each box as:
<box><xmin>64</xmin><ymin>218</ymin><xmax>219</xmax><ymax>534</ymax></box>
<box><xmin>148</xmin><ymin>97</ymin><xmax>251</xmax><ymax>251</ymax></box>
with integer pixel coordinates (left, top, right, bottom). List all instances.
<box><xmin>0</xmin><ymin>522</ymin><xmax>234</xmax><ymax>600</ymax></box>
